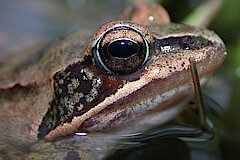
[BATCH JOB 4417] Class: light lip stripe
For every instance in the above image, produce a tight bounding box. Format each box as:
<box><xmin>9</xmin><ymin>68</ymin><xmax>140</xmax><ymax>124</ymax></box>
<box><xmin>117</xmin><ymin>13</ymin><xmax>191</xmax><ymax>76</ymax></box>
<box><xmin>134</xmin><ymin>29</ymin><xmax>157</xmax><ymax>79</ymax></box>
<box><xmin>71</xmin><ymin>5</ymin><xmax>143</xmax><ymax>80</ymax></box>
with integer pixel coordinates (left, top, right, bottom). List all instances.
<box><xmin>45</xmin><ymin>44</ymin><xmax>222</xmax><ymax>140</ymax></box>
<box><xmin>45</xmin><ymin>66</ymin><xmax>160</xmax><ymax>140</ymax></box>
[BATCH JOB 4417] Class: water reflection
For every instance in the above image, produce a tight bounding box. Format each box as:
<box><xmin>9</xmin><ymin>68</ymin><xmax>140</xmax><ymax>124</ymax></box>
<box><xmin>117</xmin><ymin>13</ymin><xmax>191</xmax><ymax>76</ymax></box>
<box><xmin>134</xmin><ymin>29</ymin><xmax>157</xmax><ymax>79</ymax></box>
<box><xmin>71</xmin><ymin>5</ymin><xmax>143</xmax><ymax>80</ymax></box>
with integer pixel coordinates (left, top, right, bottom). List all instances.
<box><xmin>106</xmin><ymin>95</ymin><xmax>223</xmax><ymax>160</ymax></box>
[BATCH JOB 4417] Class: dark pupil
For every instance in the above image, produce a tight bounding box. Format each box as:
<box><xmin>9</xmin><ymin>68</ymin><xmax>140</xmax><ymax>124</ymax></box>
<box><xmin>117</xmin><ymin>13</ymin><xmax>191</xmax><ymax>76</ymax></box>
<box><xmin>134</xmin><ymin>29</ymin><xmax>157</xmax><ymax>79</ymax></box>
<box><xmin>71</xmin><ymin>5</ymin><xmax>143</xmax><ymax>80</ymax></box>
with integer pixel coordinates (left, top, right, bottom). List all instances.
<box><xmin>108</xmin><ymin>39</ymin><xmax>139</xmax><ymax>58</ymax></box>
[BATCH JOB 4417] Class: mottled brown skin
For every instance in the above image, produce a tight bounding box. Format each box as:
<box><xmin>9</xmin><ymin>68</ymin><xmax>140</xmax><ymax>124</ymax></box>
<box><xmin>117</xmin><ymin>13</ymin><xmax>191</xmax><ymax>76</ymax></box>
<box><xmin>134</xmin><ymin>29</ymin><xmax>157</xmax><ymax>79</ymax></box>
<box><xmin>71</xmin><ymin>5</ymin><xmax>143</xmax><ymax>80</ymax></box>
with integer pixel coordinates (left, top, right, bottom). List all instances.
<box><xmin>0</xmin><ymin>3</ymin><xmax>225</xmax><ymax>160</ymax></box>
<box><xmin>119</xmin><ymin>3</ymin><xmax>170</xmax><ymax>25</ymax></box>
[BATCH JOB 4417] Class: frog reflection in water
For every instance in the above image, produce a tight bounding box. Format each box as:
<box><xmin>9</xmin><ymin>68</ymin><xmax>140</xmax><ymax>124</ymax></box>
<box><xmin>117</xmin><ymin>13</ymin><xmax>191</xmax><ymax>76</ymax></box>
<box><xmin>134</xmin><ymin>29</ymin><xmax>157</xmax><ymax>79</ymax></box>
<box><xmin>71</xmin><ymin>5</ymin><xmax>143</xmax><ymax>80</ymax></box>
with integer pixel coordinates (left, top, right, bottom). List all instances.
<box><xmin>0</xmin><ymin>3</ymin><xmax>225</xmax><ymax>159</ymax></box>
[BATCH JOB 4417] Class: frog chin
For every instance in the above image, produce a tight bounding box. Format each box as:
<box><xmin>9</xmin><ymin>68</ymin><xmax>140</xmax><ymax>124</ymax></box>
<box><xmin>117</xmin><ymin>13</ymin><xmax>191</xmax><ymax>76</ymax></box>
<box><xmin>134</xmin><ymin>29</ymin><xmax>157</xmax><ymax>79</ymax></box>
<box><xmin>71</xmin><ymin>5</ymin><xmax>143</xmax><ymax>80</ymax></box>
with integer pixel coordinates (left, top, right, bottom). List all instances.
<box><xmin>80</xmin><ymin>77</ymin><xmax>209</xmax><ymax>135</ymax></box>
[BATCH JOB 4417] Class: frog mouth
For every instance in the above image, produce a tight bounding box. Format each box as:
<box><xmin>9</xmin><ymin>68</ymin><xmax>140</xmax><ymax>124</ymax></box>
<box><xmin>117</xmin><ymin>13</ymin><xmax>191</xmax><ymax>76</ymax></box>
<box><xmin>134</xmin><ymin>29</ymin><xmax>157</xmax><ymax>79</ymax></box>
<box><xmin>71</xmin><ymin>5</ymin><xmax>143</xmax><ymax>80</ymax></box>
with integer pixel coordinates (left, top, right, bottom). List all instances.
<box><xmin>79</xmin><ymin>75</ymin><xmax>209</xmax><ymax>135</ymax></box>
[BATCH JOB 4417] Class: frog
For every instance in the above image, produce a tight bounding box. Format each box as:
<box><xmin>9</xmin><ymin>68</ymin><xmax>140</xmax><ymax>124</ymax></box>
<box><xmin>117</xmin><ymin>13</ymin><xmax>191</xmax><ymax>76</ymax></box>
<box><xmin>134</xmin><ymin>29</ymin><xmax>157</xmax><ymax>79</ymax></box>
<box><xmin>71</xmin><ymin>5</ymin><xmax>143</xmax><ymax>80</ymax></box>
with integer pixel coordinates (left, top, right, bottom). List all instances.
<box><xmin>0</xmin><ymin>2</ymin><xmax>225</xmax><ymax>160</ymax></box>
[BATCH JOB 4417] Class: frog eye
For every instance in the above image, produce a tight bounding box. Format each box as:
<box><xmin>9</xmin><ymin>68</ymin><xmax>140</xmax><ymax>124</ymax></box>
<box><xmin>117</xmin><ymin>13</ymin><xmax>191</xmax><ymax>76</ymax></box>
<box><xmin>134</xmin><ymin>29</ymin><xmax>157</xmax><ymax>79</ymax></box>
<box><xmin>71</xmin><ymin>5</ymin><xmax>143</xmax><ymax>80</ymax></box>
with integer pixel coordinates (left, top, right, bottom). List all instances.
<box><xmin>92</xmin><ymin>22</ymin><xmax>151</xmax><ymax>75</ymax></box>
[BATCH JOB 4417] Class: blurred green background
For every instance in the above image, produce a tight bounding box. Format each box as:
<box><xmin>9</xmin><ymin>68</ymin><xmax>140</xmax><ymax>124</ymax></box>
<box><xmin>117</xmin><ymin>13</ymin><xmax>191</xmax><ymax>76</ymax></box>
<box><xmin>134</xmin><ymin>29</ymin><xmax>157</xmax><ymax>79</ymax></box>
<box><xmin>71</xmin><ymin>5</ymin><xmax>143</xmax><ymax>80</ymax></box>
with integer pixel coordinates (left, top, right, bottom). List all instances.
<box><xmin>0</xmin><ymin>0</ymin><xmax>239</xmax><ymax>159</ymax></box>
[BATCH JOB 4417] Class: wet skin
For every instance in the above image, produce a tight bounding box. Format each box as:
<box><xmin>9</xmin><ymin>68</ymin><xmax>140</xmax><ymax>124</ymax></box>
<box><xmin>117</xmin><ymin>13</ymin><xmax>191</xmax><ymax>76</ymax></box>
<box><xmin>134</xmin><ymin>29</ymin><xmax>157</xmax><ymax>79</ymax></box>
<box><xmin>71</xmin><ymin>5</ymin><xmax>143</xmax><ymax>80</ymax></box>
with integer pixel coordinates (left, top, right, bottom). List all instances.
<box><xmin>0</xmin><ymin>3</ymin><xmax>225</xmax><ymax>159</ymax></box>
